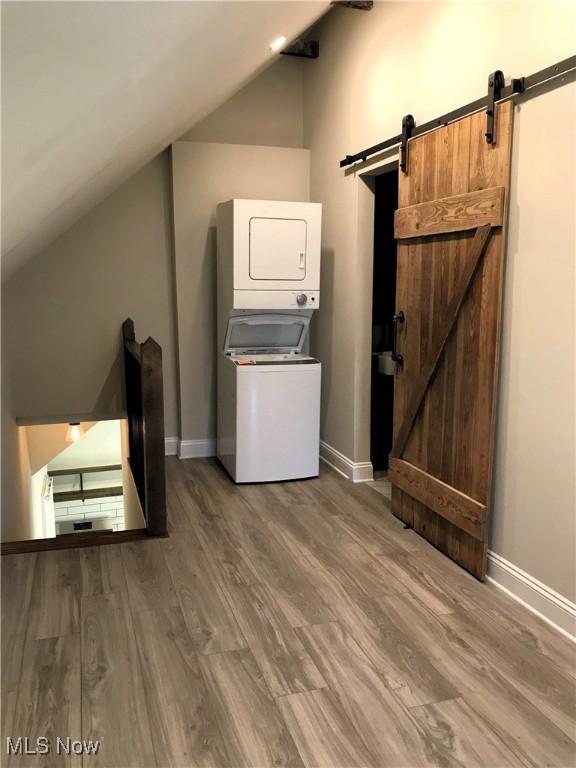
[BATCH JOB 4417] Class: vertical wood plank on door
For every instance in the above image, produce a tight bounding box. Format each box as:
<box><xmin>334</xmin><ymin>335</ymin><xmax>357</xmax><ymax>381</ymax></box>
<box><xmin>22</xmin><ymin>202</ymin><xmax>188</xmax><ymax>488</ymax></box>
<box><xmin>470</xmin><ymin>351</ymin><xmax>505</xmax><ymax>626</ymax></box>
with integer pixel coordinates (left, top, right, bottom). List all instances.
<box><xmin>198</xmin><ymin>649</ymin><xmax>304</xmax><ymax>768</ymax></box>
<box><xmin>392</xmin><ymin>101</ymin><xmax>514</xmax><ymax>578</ymax></box>
<box><xmin>81</xmin><ymin>590</ymin><xmax>156</xmax><ymax>768</ymax></box>
<box><xmin>1</xmin><ymin>553</ymin><xmax>36</xmax><ymax>691</ymax></box>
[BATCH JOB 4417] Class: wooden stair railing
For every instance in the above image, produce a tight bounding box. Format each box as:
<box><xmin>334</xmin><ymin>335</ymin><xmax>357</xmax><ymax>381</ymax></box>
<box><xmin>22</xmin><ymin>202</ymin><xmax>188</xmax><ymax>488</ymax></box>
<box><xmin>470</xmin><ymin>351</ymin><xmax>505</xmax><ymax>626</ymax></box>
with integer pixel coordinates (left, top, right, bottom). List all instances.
<box><xmin>122</xmin><ymin>318</ymin><xmax>167</xmax><ymax>537</ymax></box>
<box><xmin>1</xmin><ymin>322</ymin><xmax>167</xmax><ymax>554</ymax></box>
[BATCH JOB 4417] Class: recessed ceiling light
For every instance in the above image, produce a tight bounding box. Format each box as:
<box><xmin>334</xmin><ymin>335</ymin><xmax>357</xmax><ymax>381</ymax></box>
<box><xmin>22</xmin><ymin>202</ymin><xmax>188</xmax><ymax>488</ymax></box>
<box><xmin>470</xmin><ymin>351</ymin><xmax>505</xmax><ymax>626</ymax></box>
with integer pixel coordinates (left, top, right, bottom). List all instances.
<box><xmin>270</xmin><ymin>35</ymin><xmax>287</xmax><ymax>53</ymax></box>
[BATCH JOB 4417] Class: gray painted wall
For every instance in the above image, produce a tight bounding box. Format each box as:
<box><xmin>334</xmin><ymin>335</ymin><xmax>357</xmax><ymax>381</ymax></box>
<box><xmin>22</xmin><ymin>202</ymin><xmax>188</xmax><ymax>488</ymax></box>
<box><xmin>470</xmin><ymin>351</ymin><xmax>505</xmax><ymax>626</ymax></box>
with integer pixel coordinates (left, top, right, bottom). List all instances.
<box><xmin>3</xmin><ymin>152</ymin><xmax>179</xmax><ymax>432</ymax></box>
<box><xmin>1</xmin><ymin>58</ymin><xmax>306</xmax><ymax>537</ymax></box>
<box><xmin>171</xmin><ymin>141</ymin><xmax>310</xmax><ymax>444</ymax></box>
<box><xmin>491</xmin><ymin>83</ymin><xmax>575</xmax><ymax>601</ymax></box>
<box><xmin>181</xmin><ymin>57</ymin><xmax>304</xmax><ymax>149</ymax></box>
<box><xmin>2</xmin><ymin>153</ymin><xmax>179</xmax><ymax>535</ymax></box>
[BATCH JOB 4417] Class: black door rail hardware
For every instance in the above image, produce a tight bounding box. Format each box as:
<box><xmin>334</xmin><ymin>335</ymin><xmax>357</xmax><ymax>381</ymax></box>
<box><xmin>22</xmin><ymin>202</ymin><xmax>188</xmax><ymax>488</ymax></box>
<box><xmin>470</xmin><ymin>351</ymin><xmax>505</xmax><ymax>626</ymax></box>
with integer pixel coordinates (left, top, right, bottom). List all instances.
<box><xmin>485</xmin><ymin>70</ymin><xmax>505</xmax><ymax>144</ymax></box>
<box><xmin>340</xmin><ymin>54</ymin><xmax>575</xmax><ymax>169</ymax></box>
<box><xmin>400</xmin><ymin>115</ymin><xmax>415</xmax><ymax>174</ymax></box>
<box><xmin>281</xmin><ymin>39</ymin><xmax>319</xmax><ymax>59</ymax></box>
<box><xmin>391</xmin><ymin>311</ymin><xmax>404</xmax><ymax>369</ymax></box>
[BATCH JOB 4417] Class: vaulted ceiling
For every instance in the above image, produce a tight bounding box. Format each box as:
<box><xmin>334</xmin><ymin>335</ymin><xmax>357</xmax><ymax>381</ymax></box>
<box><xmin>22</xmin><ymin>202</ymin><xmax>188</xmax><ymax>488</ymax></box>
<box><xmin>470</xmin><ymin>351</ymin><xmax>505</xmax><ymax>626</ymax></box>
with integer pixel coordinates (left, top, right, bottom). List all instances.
<box><xmin>1</xmin><ymin>1</ymin><xmax>329</xmax><ymax>281</ymax></box>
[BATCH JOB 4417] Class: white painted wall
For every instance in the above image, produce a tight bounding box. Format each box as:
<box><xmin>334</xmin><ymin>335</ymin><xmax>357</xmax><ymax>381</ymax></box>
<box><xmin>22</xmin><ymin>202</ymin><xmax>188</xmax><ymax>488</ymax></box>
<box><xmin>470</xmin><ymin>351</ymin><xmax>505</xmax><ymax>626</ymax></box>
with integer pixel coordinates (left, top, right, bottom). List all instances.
<box><xmin>490</xmin><ymin>83</ymin><xmax>576</xmax><ymax>603</ymax></box>
<box><xmin>30</xmin><ymin>466</ymin><xmax>55</xmax><ymax>540</ymax></box>
<box><xmin>48</xmin><ymin>420</ymin><xmax>122</xmax><ymax>471</ymax></box>
<box><xmin>26</xmin><ymin>422</ymin><xmax>98</xmax><ymax>475</ymax></box>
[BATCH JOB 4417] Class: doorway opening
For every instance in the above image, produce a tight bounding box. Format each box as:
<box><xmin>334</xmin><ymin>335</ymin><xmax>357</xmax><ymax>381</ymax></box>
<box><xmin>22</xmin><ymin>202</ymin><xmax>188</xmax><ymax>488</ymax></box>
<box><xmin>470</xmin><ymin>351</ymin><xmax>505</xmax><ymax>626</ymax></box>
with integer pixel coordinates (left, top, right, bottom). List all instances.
<box><xmin>370</xmin><ymin>166</ymin><xmax>398</xmax><ymax>473</ymax></box>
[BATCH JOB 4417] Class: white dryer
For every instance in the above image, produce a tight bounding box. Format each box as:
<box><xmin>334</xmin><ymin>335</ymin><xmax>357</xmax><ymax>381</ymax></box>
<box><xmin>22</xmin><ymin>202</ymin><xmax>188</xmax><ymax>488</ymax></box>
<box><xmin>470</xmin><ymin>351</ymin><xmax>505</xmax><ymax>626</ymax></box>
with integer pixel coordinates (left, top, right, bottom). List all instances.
<box><xmin>216</xmin><ymin>200</ymin><xmax>322</xmax><ymax>483</ymax></box>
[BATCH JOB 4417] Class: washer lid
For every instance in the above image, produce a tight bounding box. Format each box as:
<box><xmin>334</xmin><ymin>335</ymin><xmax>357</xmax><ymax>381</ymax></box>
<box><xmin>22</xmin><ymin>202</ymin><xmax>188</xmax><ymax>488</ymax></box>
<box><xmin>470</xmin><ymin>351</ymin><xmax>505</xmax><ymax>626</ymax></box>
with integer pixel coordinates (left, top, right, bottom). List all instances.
<box><xmin>223</xmin><ymin>314</ymin><xmax>310</xmax><ymax>355</ymax></box>
<box><xmin>231</xmin><ymin>353</ymin><xmax>319</xmax><ymax>366</ymax></box>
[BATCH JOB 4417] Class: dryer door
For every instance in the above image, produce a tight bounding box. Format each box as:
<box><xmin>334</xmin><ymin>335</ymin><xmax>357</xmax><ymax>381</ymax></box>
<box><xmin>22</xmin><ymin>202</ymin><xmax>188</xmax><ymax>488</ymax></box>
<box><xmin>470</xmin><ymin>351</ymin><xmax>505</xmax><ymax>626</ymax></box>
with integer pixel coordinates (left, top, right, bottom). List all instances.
<box><xmin>249</xmin><ymin>217</ymin><xmax>307</xmax><ymax>281</ymax></box>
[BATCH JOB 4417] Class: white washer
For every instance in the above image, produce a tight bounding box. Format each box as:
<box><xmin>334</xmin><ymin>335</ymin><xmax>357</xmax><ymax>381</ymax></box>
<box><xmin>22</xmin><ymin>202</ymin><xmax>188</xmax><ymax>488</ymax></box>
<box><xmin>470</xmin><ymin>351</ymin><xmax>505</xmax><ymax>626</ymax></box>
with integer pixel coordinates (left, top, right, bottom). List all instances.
<box><xmin>216</xmin><ymin>199</ymin><xmax>322</xmax><ymax>483</ymax></box>
<box><xmin>219</xmin><ymin>353</ymin><xmax>321</xmax><ymax>483</ymax></box>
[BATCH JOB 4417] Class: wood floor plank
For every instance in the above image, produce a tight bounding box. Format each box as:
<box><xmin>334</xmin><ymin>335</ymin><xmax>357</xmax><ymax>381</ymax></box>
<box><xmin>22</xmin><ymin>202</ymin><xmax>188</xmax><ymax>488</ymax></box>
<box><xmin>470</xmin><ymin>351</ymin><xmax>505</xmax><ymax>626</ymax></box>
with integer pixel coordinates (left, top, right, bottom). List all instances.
<box><xmin>381</xmin><ymin>551</ymin><xmax>479</xmax><ymax>615</ymax></box>
<box><xmin>1</xmin><ymin>691</ymin><xmax>17</xmax><ymax>751</ymax></box>
<box><xmin>7</xmin><ymin>637</ymin><xmax>81</xmax><ymax>768</ymax></box>
<box><xmin>3</xmin><ymin>458</ymin><xmax>574</xmax><ymax>768</ymax></box>
<box><xmin>378</xmin><ymin>592</ymin><xmax>576</xmax><ymax>768</ymax></box>
<box><xmin>132</xmin><ymin>605</ymin><xmax>230</xmax><ymax>767</ymax></box>
<box><xmin>343</xmin><ymin>616</ymin><xmax>459</xmax><ymax>709</ymax></box>
<box><xmin>227</xmin><ymin>514</ymin><xmax>336</xmax><ymax>628</ymax></box>
<box><xmin>440</xmin><ymin>609</ymin><xmax>576</xmax><ymax>740</ymax></box>
<box><xmin>81</xmin><ymin>591</ymin><xmax>156</xmax><ymax>768</ymax></box>
<box><xmin>80</xmin><ymin>545</ymin><xmax>126</xmax><ymax>597</ymax></box>
<box><xmin>410</xmin><ymin>696</ymin><xmax>527</xmax><ymax>767</ymax></box>
<box><xmin>1</xmin><ymin>553</ymin><xmax>36</xmax><ymax>691</ymax></box>
<box><xmin>414</xmin><ymin>543</ymin><xmax>576</xmax><ymax>680</ymax></box>
<box><xmin>295</xmin><ymin>553</ymin><xmax>456</xmax><ymax>711</ymax></box>
<box><xmin>334</xmin><ymin>484</ymin><xmax>429</xmax><ymax>556</ymax></box>
<box><xmin>169</xmin><ymin>465</ymin><xmax>256</xmax><ymax>589</ymax></box>
<box><xmin>475</xmin><ymin>590</ymin><xmax>576</xmax><ymax>681</ymax></box>
<box><xmin>121</xmin><ymin>538</ymin><xmax>179</xmax><ymax>614</ymax></box>
<box><xmin>198</xmin><ymin>649</ymin><xmax>304</xmax><ymax>767</ymax></box>
<box><xmin>277</xmin><ymin>687</ymin><xmax>377</xmax><ymax>768</ymax></box>
<box><xmin>26</xmin><ymin>549</ymin><xmax>80</xmax><ymax>641</ymax></box>
<box><xmin>299</xmin><ymin>552</ymin><xmax>394</xmax><ymax>638</ymax></box>
<box><xmin>256</xmin><ymin>502</ymin><xmax>407</xmax><ymax>603</ymax></box>
<box><xmin>220</xmin><ymin>579</ymin><xmax>326</xmax><ymax>697</ymax></box>
<box><xmin>163</xmin><ymin>525</ymin><xmax>247</xmax><ymax>655</ymax></box>
<box><xmin>296</xmin><ymin>621</ymin><xmax>431</xmax><ymax>766</ymax></box>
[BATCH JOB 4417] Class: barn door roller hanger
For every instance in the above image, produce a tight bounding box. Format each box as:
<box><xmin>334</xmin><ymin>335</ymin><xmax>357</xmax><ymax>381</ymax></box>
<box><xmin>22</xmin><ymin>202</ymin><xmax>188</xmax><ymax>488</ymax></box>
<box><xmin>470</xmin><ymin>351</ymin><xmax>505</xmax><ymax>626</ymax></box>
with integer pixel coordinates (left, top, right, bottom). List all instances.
<box><xmin>340</xmin><ymin>54</ymin><xmax>575</xmax><ymax>171</ymax></box>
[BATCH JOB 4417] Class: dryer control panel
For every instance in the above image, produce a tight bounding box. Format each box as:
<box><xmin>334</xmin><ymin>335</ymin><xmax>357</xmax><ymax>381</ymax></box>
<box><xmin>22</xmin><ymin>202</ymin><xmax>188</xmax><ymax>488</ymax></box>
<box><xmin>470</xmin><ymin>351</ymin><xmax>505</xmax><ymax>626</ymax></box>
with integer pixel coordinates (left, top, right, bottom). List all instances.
<box><xmin>233</xmin><ymin>289</ymin><xmax>320</xmax><ymax>310</ymax></box>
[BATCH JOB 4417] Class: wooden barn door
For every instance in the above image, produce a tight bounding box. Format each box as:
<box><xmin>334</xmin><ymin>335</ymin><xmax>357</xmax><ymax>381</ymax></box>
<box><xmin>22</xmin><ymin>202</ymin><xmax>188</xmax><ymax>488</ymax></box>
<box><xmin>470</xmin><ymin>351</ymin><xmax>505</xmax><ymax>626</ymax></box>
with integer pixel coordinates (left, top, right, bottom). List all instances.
<box><xmin>389</xmin><ymin>101</ymin><xmax>513</xmax><ymax>579</ymax></box>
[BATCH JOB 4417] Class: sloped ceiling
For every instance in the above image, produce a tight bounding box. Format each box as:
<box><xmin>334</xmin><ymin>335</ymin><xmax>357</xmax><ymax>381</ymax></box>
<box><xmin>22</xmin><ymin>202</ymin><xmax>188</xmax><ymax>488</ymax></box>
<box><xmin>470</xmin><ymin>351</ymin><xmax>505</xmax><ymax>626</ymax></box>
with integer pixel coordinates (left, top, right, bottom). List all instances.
<box><xmin>1</xmin><ymin>1</ymin><xmax>329</xmax><ymax>281</ymax></box>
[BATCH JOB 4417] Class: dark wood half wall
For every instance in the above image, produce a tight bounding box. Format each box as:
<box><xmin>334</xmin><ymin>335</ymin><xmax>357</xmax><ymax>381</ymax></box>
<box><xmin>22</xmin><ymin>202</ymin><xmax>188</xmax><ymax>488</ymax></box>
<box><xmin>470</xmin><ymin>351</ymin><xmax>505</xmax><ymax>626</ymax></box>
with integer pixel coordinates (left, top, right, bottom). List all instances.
<box><xmin>2</xmin><ymin>319</ymin><xmax>168</xmax><ymax>555</ymax></box>
<box><xmin>1</xmin><ymin>529</ymin><xmax>153</xmax><ymax>555</ymax></box>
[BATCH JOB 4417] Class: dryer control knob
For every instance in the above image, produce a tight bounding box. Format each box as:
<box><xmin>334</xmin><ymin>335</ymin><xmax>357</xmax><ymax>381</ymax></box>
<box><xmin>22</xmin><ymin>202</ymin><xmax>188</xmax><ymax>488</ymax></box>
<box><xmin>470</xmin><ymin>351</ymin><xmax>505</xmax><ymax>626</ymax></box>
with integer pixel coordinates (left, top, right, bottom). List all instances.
<box><xmin>297</xmin><ymin>294</ymin><xmax>308</xmax><ymax>306</ymax></box>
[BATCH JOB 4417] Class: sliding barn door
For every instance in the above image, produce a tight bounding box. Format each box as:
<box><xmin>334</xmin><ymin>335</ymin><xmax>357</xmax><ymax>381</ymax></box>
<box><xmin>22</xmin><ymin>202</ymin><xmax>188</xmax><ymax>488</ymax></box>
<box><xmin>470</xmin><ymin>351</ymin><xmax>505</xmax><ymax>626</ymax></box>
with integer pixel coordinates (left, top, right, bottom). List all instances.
<box><xmin>389</xmin><ymin>102</ymin><xmax>513</xmax><ymax>579</ymax></box>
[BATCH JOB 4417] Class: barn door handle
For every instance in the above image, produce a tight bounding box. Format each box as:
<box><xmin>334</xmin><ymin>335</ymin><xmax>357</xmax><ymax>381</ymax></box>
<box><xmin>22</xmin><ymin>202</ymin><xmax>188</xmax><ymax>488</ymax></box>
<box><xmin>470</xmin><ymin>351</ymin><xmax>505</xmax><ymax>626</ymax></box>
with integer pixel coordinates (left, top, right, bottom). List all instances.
<box><xmin>392</xmin><ymin>311</ymin><xmax>405</xmax><ymax>368</ymax></box>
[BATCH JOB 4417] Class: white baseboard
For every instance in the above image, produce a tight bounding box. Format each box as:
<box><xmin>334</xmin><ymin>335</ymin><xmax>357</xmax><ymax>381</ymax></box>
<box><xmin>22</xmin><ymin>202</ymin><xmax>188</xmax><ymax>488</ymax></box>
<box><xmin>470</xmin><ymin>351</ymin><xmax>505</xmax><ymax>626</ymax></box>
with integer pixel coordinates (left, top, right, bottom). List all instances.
<box><xmin>487</xmin><ymin>550</ymin><xmax>576</xmax><ymax>641</ymax></box>
<box><xmin>165</xmin><ymin>437</ymin><xmax>179</xmax><ymax>456</ymax></box>
<box><xmin>320</xmin><ymin>440</ymin><xmax>373</xmax><ymax>483</ymax></box>
<box><xmin>177</xmin><ymin>438</ymin><xmax>217</xmax><ymax>460</ymax></box>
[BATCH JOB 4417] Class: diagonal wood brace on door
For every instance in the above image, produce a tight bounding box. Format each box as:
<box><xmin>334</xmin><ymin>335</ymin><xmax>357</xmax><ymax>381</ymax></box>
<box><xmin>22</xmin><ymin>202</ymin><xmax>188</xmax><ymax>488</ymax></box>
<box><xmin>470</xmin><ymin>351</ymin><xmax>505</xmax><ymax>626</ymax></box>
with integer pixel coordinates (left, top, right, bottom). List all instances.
<box><xmin>389</xmin><ymin>224</ymin><xmax>493</xmax><ymax>460</ymax></box>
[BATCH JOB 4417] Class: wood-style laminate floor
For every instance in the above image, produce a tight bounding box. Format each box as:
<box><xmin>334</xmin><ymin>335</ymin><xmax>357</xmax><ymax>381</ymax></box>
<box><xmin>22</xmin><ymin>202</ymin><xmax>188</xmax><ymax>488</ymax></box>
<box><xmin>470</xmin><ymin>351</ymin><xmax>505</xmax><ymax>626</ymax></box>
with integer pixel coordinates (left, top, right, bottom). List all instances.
<box><xmin>2</xmin><ymin>458</ymin><xmax>575</xmax><ymax>767</ymax></box>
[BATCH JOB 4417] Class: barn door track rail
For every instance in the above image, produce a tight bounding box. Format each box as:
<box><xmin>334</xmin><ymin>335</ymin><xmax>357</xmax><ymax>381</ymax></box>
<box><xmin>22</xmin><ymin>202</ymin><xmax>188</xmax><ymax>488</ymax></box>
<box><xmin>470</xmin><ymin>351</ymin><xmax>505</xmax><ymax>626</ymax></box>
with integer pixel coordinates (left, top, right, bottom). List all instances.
<box><xmin>340</xmin><ymin>54</ymin><xmax>575</xmax><ymax>170</ymax></box>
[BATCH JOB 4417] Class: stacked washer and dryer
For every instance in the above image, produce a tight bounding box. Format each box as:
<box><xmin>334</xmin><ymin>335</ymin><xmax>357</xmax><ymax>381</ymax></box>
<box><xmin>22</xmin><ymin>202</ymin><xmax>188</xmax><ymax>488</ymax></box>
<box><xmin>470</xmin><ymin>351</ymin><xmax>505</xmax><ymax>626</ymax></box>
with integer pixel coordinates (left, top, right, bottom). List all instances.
<box><xmin>216</xmin><ymin>199</ymin><xmax>322</xmax><ymax>483</ymax></box>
